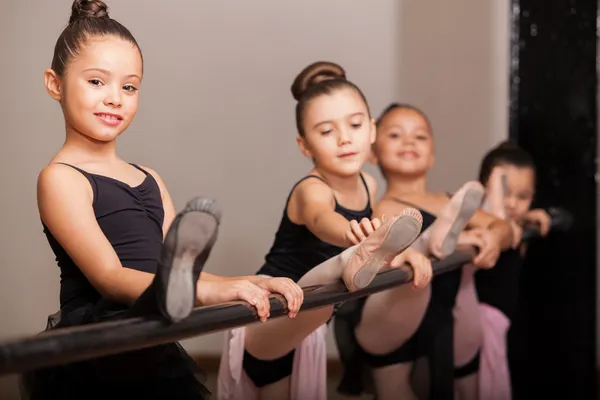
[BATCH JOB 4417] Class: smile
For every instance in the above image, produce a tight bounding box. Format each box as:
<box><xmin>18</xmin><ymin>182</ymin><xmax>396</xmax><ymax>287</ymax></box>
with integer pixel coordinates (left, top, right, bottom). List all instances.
<box><xmin>95</xmin><ymin>113</ymin><xmax>123</xmax><ymax>126</ymax></box>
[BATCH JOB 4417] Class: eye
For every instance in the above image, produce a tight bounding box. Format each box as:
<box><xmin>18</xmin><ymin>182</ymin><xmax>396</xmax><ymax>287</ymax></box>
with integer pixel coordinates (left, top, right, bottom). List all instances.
<box><xmin>123</xmin><ymin>84</ymin><xmax>138</xmax><ymax>92</ymax></box>
<box><xmin>351</xmin><ymin>122</ymin><xmax>362</xmax><ymax>129</ymax></box>
<box><xmin>320</xmin><ymin>129</ymin><xmax>332</xmax><ymax>135</ymax></box>
<box><xmin>416</xmin><ymin>135</ymin><xmax>429</xmax><ymax>140</ymax></box>
<box><xmin>388</xmin><ymin>132</ymin><xmax>400</xmax><ymax>139</ymax></box>
<box><xmin>88</xmin><ymin>79</ymin><xmax>103</xmax><ymax>86</ymax></box>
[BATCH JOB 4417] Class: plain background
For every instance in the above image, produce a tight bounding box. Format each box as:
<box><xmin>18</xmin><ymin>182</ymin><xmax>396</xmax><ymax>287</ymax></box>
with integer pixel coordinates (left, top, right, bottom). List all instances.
<box><xmin>0</xmin><ymin>0</ymin><xmax>509</xmax><ymax>368</ymax></box>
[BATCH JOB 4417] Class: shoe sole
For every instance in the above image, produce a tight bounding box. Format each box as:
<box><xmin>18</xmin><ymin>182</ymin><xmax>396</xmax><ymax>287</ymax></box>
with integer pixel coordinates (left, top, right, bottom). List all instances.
<box><xmin>352</xmin><ymin>209</ymin><xmax>423</xmax><ymax>290</ymax></box>
<box><xmin>439</xmin><ymin>188</ymin><xmax>484</xmax><ymax>257</ymax></box>
<box><xmin>165</xmin><ymin>198</ymin><xmax>220</xmax><ymax>322</ymax></box>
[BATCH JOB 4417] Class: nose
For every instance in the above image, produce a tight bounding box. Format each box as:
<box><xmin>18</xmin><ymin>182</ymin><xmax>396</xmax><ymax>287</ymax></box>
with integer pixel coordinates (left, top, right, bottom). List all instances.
<box><xmin>338</xmin><ymin>128</ymin><xmax>352</xmax><ymax>146</ymax></box>
<box><xmin>402</xmin><ymin>135</ymin><xmax>416</xmax><ymax>146</ymax></box>
<box><xmin>104</xmin><ymin>85</ymin><xmax>123</xmax><ymax>108</ymax></box>
<box><xmin>504</xmin><ymin>195</ymin><xmax>517</xmax><ymax>211</ymax></box>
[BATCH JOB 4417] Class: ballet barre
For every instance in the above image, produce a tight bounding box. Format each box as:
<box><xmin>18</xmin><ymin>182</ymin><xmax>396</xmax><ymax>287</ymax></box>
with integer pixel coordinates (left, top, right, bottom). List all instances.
<box><xmin>0</xmin><ymin>208</ymin><xmax>572</xmax><ymax>375</ymax></box>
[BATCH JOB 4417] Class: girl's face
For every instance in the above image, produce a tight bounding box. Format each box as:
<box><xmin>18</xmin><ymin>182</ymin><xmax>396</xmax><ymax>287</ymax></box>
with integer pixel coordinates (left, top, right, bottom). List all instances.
<box><xmin>492</xmin><ymin>164</ymin><xmax>535</xmax><ymax>222</ymax></box>
<box><xmin>46</xmin><ymin>36</ymin><xmax>143</xmax><ymax>143</ymax></box>
<box><xmin>296</xmin><ymin>88</ymin><xmax>375</xmax><ymax>177</ymax></box>
<box><xmin>372</xmin><ymin>108</ymin><xmax>434</xmax><ymax>178</ymax></box>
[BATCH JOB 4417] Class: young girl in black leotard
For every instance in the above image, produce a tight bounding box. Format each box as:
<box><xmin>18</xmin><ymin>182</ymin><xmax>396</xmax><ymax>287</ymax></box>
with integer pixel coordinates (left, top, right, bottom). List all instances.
<box><xmin>29</xmin><ymin>1</ymin><xmax>305</xmax><ymax>398</ymax></box>
<box><xmin>218</xmin><ymin>62</ymin><xmax>433</xmax><ymax>400</ymax></box>
<box><xmin>475</xmin><ymin>141</ymin><xmax>550</xmax><ymax>399</ymax></box>
<box><xmin>343</xmin><ymin>103</ymin><xmax>514</xmax><ymax>400</ymax></box>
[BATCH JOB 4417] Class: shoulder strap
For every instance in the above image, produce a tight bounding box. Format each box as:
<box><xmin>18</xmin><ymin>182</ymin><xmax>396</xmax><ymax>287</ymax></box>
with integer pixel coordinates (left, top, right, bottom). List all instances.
<box><xmin>53</xmin><ymin>162</ymin><xmax>93</xmax><ymax>180</ymax></box>
<box><xmin>130</xmin><ymin>163</ymin><xmax>150</xmax><ymax>176</ymax></box>
<box><xmin>359</xmin><ymin>173</ymin><xmax>371</xmax><ymax>201</ymax></box>
<box><xmin>286</xmin><ymin>175</ymin><xmax>332</xmax><ymax>203</ymax></box>
<box><xmin>51</xmin><ymin>162</ymin><xmax>97</xmax><ymax>204</ymax></box>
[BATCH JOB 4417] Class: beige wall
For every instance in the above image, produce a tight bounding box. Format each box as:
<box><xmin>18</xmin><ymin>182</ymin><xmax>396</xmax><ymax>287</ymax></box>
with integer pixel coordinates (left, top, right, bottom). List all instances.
<box><xmin>399</xmin><ymin>0</ymin><xmax>509</xmax><ymax>191</ymax></box>
<box><xmin>0</xmin><ymin>2</ymin><xmax>508</xmax><ymax>387</ymax></box>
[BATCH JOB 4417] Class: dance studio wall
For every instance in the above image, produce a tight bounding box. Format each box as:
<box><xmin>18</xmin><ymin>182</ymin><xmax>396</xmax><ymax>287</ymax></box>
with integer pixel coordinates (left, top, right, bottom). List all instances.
<box><xmin>0</xmin><ymin>0</ymin><xmax>508</xmax><ymax>361</ymax></box>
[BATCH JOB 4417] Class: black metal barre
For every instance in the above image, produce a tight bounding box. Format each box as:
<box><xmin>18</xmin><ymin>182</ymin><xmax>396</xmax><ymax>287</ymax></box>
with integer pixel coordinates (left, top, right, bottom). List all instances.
<box><xmin>0</xmin><ymin>208</ymin><xmax>572</xmax><ymax>376</ymax></box>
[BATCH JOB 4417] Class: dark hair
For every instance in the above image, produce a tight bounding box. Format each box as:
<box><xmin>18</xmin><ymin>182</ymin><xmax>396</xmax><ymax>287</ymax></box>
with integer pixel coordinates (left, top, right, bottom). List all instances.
<box><xmin>291</xmin><ymin>61</ymin><xmax>370</xmax><ymax>137</ymax></box>
<box><xmin>376</xmin><ymin>102</ymin><xmax>432</xmax><ymax>132</ymax></box>
<box><xmin>478</xmin><ymin>141</ymin><xmax>535</xmax><ymax>185</ymax></box>
<box><xmin>51</xmin><ymin>0</ymin><xmax>142</xmax><ymax>78</ymax></box>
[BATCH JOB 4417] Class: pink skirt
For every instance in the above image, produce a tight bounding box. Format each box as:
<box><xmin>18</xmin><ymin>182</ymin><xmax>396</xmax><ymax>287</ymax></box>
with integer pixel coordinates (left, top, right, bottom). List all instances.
<box><xmin>479</xmin><ymin>303</ymin><xmax>512</xmax><ymax>400</ymax></box>
<box><xmin>217</xmin><ymin>324</ymin><xmax>328</xmax><ymax>400</ymax></box>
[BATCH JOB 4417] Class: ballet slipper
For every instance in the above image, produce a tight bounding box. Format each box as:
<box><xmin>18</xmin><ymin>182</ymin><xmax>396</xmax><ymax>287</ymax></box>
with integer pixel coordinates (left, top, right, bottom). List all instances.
<box><xmin>483</xmin><ymin>168</ymin><xmax>507</xmax><ymax>217</ymax></box>
<box><xmin>342</xmin><ymin>208</ymin><xmax>423</xmax><ymax>291</ymax></box>
<box><xmin>157</xmin><ymin>197</ymin><xmax>221</xmax><ymax>322</ymax></box>
<box><xmin>428</xmin><ymin>181</ymin><xmax>485</xmax><ymax>258</ymax></box>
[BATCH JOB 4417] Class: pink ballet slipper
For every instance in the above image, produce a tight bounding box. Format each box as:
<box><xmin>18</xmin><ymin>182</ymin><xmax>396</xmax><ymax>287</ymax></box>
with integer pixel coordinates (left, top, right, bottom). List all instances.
<box><xmin>343</xmin><ymin>208</ymin><xmax>423</xmax><ymax>291</ymax></box>
<box><xmin>483</xmin><ymin>168</ymin><xmax>507</xmax><ymax>217</ymax></box>
<box><xmin>428</xmin><ymin>181</ymin><xmax>485</xmax><ymax>258</ymax></box>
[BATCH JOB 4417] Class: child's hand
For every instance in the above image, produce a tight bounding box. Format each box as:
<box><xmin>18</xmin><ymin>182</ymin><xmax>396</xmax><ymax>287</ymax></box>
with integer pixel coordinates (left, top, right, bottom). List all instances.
<box><xmin>459</xmin><ymin>228</ymin><xmax>502</xmax><ymax>268</ymax></box>
<box><xmin>345</xmin><ymin>217</ymin><xmax>383</xmax><ymax>245</ymax></box>
<box><xmin>197</xmin><ymin>280</ymin><xmax>272</xmax><ymax>322</ymax></box>
<box><xmin>525</xmin><ymin>209</ymin><xmax>551</xmax><ymax>236</ymax></box>
<box><xmin>255</xmin><ymin>277</ymin><xmax>304</xmax><ymax>319</ymax></box>
<box><xmin>389</xmin><ymin>247</ymin><xmax>432</xmax><ymax>289</ymax></box>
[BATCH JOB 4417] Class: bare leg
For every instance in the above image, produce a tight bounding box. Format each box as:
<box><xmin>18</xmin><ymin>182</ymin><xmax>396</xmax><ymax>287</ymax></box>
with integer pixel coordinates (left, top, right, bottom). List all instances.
<box><xmin>453</xmin><ymin>265</ymin><xmax>481</xmax><ymax>400</ymax></box>
<box><xmin>256</xmin><ymin>377</ymin><xmax>290</xmax><ymax>400</ymax></box>
<box><xmin>452</xmin><ymin>172</ymin><xmax>506</xmax><ymax>400</ymax></box>
<box><xmin>355</xmin><ymin>182</ymin><xmax>483</xmax><ymax>398</ymax></box>
<box><xmin>372</xmin><ymin>363</ymin><xmax>419</xmax><ymax>400</ymax></box>
<box><xmin>243</xmin><ymin>211</ymin><xmax>423</xmax><ymax>400</ymax></box>
<box><xmin>245</xmin><ymin>209</ymin><xmax>423</xmax><ymax>360</ymax></box>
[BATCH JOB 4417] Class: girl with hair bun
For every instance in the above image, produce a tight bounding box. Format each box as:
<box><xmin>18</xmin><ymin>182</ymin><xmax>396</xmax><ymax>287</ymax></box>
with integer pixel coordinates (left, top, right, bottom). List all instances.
<box><xmin>218</xmin><ymin>61</ymin><xmax>434</xmax><ymax>400</ymax></box>
<box><xmin>28</xmin><ymin>1</ymin><xmax>304</xmax><ymax>398</ymax></box>
<box><xmin>336</xmin><ymin>103</ymin><xmax>515</xmax><ymax>400</ymax></box>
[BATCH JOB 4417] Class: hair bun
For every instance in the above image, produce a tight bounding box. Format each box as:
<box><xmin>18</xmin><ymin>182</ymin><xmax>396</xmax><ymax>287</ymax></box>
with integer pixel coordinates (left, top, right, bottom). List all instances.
<box><xmin>69</xmin><ymin>0</ymin><xmax>109</xmax><ymax>24</ymax></box>
<box><xmin>291</xmin><ymin>61</ymin><xmax>346</xmax><ymax>101</ymax></box>
<box><xmin>495</xmin><ymin>140</ymin><xmax>520</xmax><ymax>150</ymax></box>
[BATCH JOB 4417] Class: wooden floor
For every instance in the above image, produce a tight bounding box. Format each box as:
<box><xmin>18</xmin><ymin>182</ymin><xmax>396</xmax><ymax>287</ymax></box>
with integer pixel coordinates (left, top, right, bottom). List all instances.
<box><xmin>203</xmin><ymin>371</ymin><xmax>372</xmax><ymax>400</ymax></box>
<box><xmin>0</xmin><ymin>370</ymin><xmax>373</xmax><ymax>399</ymax></box>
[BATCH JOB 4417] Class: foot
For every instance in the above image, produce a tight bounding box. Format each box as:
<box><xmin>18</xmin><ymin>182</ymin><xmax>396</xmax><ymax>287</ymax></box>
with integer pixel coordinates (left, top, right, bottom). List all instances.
<box><xmin>157</xmin><ymin>197</ymin><xmax>221</xmax><ymax>322</ymax></box>
<box><xmin>428</xmin><ymin>181</ymin><xmax>484</xmax><ymax>258</ymax></box>
<box><xmin>342</xmin><ymin>208</ymin><xmax>423</xmax><ymax>291</ymax></box>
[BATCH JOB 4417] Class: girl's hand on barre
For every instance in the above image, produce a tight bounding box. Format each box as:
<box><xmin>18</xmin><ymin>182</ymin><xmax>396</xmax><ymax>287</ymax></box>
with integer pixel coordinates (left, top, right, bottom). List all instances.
<box><xmin>524</xmin><ymin>209</ymin><xmax>551</xmax><ymax>236</ymax></box>
<box><xmin>458</xmin><ymin>228</ymin><xmax>502</xmax><ymax>269</ymax></box>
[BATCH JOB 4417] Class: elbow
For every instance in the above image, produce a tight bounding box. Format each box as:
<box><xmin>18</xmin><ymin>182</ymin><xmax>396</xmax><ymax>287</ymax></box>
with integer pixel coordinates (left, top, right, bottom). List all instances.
<box><xmin>92</xmin><ymin>269</ymin><xmax>136</xmax><ymax>305</ymax></box>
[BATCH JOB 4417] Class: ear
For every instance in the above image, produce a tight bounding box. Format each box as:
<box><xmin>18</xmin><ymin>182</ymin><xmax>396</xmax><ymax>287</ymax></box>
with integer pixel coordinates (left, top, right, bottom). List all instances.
<box><xmin>44</xmin><ymin>69</ymin><xmax>62</xmax><ymax>101</ymax></box>
<box><xmin>428</xmin><ymin>143</ymin><xmax>435</xmax><ymax>169</ymax></box>
<box><xmin>369</xmin><ymin>117</ymin><xmax>377</xmax><ymax>145</ymax></box>
<box><xmin>296</xmin><ymin>136</ymin><xmax>313</xmax><ymax>158</ymax></box>
<box><xmin>368</xmin><ymin>144</ymin><xmax>379</xmax><ymax>165</ymax></box>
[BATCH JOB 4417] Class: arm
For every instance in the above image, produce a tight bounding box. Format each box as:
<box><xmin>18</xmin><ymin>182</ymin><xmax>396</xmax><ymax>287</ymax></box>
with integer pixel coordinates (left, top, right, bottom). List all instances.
<box><xmin>199</xmin><ymin>271</ymin><xmax>264</xmax><ymax>284</ymax></box>
<box><xmin>288</xmin><ymin>178</ymin><xmax>355</xmax><ymax>248</ymax></box>
<box><xmin>467</xmin><ymin>210</ymin><xmax>513</xmax><ymax>251</ymax></box>
<box><xmin>38</xmin><ymin>164</ymin><xmax>156</xmax><ymax>305</ymax></box>
<box><xmin>142</xmin><ymin>167</ymin><xmax>301</xmax><ymax>313</ymax></box>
